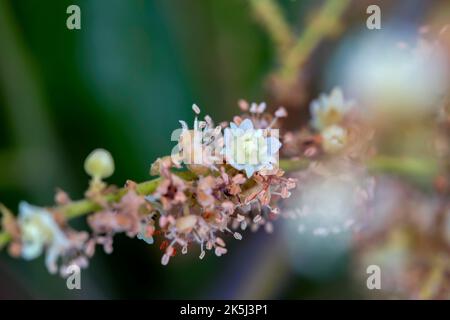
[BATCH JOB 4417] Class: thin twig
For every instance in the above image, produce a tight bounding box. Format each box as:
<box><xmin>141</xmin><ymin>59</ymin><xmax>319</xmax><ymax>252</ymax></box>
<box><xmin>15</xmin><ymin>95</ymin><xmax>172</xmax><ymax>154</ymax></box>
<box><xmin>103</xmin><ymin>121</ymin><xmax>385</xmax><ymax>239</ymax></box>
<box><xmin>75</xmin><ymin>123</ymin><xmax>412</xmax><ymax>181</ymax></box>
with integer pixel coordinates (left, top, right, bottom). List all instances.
<box><xmin>278</xmin><ymin>0</ymin><xmax>351</xmax><ymax>83</ymax></box>
<box><xmin>249</xmin><ymin>0</ymin><xmax>294</xmax><ymax>60</ymax></box>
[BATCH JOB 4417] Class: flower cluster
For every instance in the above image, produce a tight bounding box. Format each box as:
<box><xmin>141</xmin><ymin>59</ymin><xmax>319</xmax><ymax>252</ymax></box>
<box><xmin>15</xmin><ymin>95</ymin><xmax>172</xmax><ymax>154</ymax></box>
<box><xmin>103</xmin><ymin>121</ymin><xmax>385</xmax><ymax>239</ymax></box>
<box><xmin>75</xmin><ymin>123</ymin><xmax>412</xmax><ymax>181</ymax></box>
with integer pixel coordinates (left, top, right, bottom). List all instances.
<box><xmin>152</xmin><ymin>156</ymin><xmax>295</xmax><ymax>266</ymax></box>
<box><xmin>150</xmin><ymin>104</ymin><xmax>295</xmax><ymax>264</ymax></box>
<box><xmin>1</xmin><ymin>202</ymin><xmax>89</xmax><ymax>276</ymax></box>
<box><xmin>173</xmin><ymin>103</ymin><xmax>285</xmax><ymax>176</ymax></box>
<box><xmin>0</xmin><ymin>103</ymin><xmax>296</xmax><ymax>274</ymax></box>
<box><xmin>282</xmin><ymin>87</ymin><xmax>373</xmax><ymax>160</ymax></box>
<box><xmin>279</xmin><ymin>87</ymin><xmax>377</xmax><ymax>237</ymax></box>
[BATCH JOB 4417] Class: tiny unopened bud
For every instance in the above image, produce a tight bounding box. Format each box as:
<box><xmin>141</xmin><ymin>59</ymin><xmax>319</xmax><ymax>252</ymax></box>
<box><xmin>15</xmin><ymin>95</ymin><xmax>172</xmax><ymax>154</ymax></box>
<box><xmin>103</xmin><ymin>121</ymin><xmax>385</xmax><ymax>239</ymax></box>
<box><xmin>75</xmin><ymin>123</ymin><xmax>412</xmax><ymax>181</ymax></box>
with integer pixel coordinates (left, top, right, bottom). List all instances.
<box><xmin>238</xmin><ymin>99</ymin><xmax>249</xmax><ymax>111</ymax></box>
<box><xmin>84</xmin><ymin>149</ymin><xmax>115</xmax><ymax>179</ymax></box>
<box><xmin>192</xmin><ymin>104</ymin><xmax>201</xmax><ymax>114</ymax></box>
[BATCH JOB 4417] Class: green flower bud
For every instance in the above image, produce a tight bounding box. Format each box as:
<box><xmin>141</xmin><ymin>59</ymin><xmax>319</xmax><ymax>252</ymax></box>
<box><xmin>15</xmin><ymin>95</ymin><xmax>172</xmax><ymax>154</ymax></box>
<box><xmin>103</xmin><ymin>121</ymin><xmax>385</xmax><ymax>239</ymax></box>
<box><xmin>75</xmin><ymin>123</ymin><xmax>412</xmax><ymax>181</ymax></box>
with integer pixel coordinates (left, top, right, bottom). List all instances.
<box><xmin>84</xmin><ymin>148</ymin><xmax>115</xmax><ymax>179</ymax></box>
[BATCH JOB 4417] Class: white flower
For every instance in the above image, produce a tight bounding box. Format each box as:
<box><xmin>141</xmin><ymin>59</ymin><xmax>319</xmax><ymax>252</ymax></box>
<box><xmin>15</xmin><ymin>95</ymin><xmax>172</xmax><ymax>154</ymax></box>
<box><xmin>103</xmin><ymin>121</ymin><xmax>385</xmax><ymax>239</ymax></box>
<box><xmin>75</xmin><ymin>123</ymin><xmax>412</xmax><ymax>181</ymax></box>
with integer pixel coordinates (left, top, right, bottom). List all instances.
<box><xmin>18</xmin><ymin>202</ymin><xmax>70</xmax><ymax>274</ymax></box>
<box><xmin>224</xmin><ymin>119</ymin><xmax>281</xmax><ymax>177</ymax></box>
<box><xmin>321</xmin><ymin>125</ymin><xmax>347</xmax><ymax>153</ymax></box>
<box><xmin>310</xmin><ymin>87</ymin><xmax>354</xmax><ymax>131</ymax></box>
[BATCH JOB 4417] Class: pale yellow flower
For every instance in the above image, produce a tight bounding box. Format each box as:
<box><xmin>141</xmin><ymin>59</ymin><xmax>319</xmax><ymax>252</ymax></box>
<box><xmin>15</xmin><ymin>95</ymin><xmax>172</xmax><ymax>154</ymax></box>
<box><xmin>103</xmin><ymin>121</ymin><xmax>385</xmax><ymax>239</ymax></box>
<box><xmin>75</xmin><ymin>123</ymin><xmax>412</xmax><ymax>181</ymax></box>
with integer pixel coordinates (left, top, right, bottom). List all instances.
<box><xmin>321</xmin><ymin>125</ymin><xmax>347</xmax><ymax>153</ymax></box>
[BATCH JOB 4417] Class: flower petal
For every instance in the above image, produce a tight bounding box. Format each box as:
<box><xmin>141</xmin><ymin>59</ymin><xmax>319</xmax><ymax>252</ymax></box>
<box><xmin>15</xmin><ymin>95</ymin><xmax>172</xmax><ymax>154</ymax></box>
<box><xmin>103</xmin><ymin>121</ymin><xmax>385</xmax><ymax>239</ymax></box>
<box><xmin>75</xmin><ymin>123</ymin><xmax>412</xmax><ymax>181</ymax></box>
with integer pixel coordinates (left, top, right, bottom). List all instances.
<box><xmin>238</xmin><ymin>119</ymin><xmax>254</xmax><ymax>131</ymax></box>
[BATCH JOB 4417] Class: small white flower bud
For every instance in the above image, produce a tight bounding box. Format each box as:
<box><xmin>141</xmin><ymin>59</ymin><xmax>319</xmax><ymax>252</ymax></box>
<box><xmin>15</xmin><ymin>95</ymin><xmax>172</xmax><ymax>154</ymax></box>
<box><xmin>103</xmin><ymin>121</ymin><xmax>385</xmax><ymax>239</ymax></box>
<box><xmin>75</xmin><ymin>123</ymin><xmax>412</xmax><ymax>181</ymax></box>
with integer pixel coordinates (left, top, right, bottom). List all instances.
<box><xmin>84</xmin><ymin>148</ymin><xmax>115</xmax><ymax>179</ymax></box>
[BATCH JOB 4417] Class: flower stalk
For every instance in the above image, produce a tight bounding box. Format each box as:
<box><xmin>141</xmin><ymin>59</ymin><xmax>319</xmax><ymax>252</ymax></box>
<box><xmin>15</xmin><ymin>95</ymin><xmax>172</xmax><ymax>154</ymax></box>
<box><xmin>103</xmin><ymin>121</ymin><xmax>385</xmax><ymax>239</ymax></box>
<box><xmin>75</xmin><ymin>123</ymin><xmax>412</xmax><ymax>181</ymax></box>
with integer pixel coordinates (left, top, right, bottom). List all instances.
<box><xmin>250</xmin><ymin>0</ymin><xmax>351</xmax><ymax>80</ymax></box>
<box><xmin>248</xmin><ymin>0</ymin><xmax>294</xmax><ymax>60</ymax></box>
<box><xmin>0</xmin><ymin>231</ymin><xmax>10</xmax><ymax>250</ymax></box>
<box><xmin>0</xmin><ymin>155</ymin><xmax>438</xmax><ymax>251</ymax></box>
<box><xmin>278</xmin><ymin>0</ymin><xmax>351</xmax><ymax>83</ymax></box>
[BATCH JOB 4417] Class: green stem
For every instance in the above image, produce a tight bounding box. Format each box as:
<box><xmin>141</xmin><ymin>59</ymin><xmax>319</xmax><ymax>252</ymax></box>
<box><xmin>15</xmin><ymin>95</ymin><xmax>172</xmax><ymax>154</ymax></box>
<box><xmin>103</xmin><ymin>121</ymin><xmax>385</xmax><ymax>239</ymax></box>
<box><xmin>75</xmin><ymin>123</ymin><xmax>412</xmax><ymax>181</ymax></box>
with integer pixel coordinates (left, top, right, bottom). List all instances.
<box><xmin>279</xmin><ymin>158</ymin><xmax>310</xmax><ymax>172</ymax></box>
<box><xmin>279</xmin><ymin>156</ymin><xmax>437</xmax><ymax>187</ymax></box>
<box><xmin>249</xmin><ymin>0</ymin><xmax>294</xmax><ymax>60</ymax></box>
<box><xmin>367</xmin><ymin>155</ymin><xmax>438</xmax><ymax>188</ymax></box>
<box><xmin>0</xmin><ymin>156</ymin><xmax>439</xmax><ymax>249</ymax></box>
<box><xmin>278</xmin><ymin>0</ymin><xmax>350</xmax><ymax>82</ymax></box>
<box><xmin>64</xmin><ymin>172</ymin><xmax>194</xmax><ymax>220</ymax></box>
<box><xmin>0</xmin><ymin>232</ymin><xmax>11</xmax><ymax>250</ymax></box>
<box><xmin>0</xmin><ymin>179</ymin><xmax>164</xmax><ymax>249</ymax></box>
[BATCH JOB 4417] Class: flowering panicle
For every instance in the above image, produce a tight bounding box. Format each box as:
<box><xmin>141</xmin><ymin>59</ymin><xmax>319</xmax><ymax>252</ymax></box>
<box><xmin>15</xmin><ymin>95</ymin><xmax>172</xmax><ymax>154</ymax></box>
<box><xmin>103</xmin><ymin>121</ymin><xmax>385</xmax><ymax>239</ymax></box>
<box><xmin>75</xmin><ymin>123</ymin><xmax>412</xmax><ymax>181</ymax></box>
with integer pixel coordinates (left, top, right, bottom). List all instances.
<box><xmin>0</xmin><ymin>101</ymin><xmax>297</xmax><ymax>273</ymax></box>
<box><xmin>0</xmin><ymin>7</ymin><xmax>448</xmax><ymax>300</ymax></box>
<box><xmin>144</xmin><ymin>103</ymin><xmax>296</xmax><ymax>263</ymax></box>
<box><xmin>150</xmin><ymin>160</ymin><xmax>296</xmax><ymax>264</ymax></box>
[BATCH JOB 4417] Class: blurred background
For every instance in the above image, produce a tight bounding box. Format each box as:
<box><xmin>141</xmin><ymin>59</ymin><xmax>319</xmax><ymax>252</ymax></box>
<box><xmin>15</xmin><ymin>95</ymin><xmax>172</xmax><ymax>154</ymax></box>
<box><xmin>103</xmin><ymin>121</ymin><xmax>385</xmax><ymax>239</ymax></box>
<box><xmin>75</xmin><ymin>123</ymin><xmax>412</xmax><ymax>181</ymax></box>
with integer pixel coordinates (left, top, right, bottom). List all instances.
<box><xmin>0</xmin><ymin>0</ymin><xmax>449</xmax><ymax>299</ymax></box>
